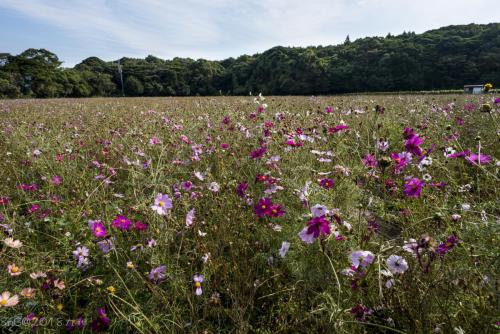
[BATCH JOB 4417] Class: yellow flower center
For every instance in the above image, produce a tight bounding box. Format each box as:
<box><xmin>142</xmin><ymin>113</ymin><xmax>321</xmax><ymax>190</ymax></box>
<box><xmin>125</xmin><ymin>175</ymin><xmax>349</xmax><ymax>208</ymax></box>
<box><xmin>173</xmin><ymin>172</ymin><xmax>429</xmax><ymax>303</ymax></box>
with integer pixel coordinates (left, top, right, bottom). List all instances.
<box><xmin>195</xmin><ymin>282</ymin><xmax>201</xmax><ymax>287</ymax></box>
<box><xmin>159</xmin><ymin>201</ymin><xmax>165</xmax><ymax>207</ymax></box>
<box><xmin>261</xmin><ymin>205</ymin><xmax>266</xmax><ymax>209</ymax></box>
<box><xmin>0</xmin><ymin>299</ymin><xmax>7</xmax><ymax>305</ymax></box>
<box><xmin>11</xmin><ymin>266</ymin><xmax>19</xmax><ymax>273</ymax></box>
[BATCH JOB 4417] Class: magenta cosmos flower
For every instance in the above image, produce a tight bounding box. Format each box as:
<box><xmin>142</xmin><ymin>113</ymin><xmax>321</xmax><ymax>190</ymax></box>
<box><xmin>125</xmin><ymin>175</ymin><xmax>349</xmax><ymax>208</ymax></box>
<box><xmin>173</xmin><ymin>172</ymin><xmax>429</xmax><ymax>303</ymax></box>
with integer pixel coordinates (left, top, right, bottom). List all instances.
<box><xmin>362</xmin><ymin>154</ymin><xmax>377</xmax><ymax>168</ymax></box>
<box><xmin>236</xmin><ymin>182</ymin><xmax>248</xmax><ymax>197</ymax></box>
<box><xmin>90</xmin><ymin>221</ymin><xmax>106</xmax><ymax>238</ymax></box>
<box><xmin>436</xmin><ymin>235</ymin><xmax>459</xmax><ymax>255</ymax></box>
<box><xmin>254</xmin><ymin>198</ymin><xmax>285</xmax><ymax>218</ymax></box>
<box><xmin>319</xmin><ymin>178</ymin><xmax>334</xmax><ymax>189</ymax></box>
<box><xmin>404</xmin><ymin>134</ymin><xmax>424</xmax><ymax>156</ymax></box>
<box><xmin>151</xmin><ymin>193</ymin><xmax>173</xmax><ymax>215</ymax></box>
<box><xmin>134</xmin><ymin>221</ymin><xmax>148</xmax><ymax>231</ymax></box>
<box><xmin>465</xmin><ymin>153</ymin><xmax>492</xmax><ymax>166</ymax></box>
<box><xmin>90</xmin><ymin>308</ymin><xmax>110</xmax><ymax>332</ymax></box>
<box><xmin>328</xmin><ymin>125</ymin><xmax>349</xmax><ymax>134</ymax></box>
<box><xmin>298</xmin><ymin>216</ymin><xmax>331</xmax><ymax>244</ymax></box>
<box><xmin>112</xmin><ymin>215</ymin><xmax>132</xmax><ymax>230</ymax></box>
<box><xmin>250</xmin><ymin>147</ymin><xmax>267</xmax><ymax>159</ymax></box>
<box><xmin>403</xmin><ymin>178</ymin><xmax>424</xmax><ymax>198</ymax></box>
<box><xmin>390</xmin><ymin>152</ymin><xmax>412</xmax><ymax>174</ymax></box>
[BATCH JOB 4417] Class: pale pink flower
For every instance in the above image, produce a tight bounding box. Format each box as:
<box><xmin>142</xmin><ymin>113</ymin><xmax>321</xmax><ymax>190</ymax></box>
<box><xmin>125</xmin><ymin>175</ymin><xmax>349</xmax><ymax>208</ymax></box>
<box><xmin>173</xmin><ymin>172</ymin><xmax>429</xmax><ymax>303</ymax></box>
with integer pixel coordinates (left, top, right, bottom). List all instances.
<box><xmin>21</xmin><ymin>288</ymin><xmax>36</xmax><ymax>298</ymax></box>
<box><xmin>7</xmin><ymin>263</ymin><xmax>22</xmax><ymax>276</ymax></box>
<box><xmin>3</xmin><ymin>237</ymin><xmax>22</xmax><ymax>248</ymax></box>
<box><xmin>185</xmin><ymin>209</ymin><xmax>195</xmax><ymax>227</ymax></box>
<box><xmin>0</xmin><ymin>291</ymin><xmax>19</xmax><ymax>307</ymax></box>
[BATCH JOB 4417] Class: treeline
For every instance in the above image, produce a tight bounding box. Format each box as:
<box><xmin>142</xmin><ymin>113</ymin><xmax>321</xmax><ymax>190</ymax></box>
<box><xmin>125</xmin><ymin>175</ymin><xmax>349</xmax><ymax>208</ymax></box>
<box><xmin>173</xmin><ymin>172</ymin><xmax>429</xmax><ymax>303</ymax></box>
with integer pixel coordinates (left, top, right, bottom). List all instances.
<box><xmin>1</xmin><ymin>23</ymin><xmax>499</xmax><ymax>98</ymax></box>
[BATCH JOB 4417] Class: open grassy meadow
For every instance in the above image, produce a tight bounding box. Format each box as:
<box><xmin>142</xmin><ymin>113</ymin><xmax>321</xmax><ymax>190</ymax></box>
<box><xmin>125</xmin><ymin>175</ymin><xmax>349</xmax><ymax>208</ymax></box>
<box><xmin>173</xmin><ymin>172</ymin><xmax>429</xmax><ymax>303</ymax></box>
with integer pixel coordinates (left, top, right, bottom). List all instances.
<box><xmin>0</xmin><ymin>94</ymin><xmax>498</xmax><ymax>333</ymax></box>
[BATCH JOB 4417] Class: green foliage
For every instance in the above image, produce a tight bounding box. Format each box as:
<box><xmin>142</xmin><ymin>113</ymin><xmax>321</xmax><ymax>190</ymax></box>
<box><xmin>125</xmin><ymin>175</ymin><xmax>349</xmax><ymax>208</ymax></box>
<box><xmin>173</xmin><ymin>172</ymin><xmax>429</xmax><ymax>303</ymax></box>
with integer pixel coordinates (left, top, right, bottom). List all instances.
<box><xmin>124</xmin><ymin>75</ymin><xmax>144</xmax><ymax>96</ymax></box>
<box><xmin>0</xmin><ymin>23</ymin><xmax>499</xmax><ymax>98</ymax></box>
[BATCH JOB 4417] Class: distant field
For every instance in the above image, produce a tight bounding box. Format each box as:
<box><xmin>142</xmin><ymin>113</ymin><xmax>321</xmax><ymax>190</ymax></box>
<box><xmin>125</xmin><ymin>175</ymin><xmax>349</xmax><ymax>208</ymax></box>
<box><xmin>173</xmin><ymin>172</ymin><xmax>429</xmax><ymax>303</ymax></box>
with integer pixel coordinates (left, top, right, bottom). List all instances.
<box><xmin>0</xmin><ymin>95</ymin><xmax>498</xmax><ymax>333</ymax></box>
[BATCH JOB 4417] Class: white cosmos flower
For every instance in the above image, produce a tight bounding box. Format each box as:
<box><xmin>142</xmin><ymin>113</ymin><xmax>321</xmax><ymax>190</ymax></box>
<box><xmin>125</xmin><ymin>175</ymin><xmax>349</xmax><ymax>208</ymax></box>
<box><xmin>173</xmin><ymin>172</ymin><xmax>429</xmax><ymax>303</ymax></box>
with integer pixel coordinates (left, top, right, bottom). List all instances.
<box><xmin>3</xmin><ymin>238</ymin><xmax>22</xmax><ymax>249</ymax></box>
<box><xmin>386</xmin><ymin>255</ymin><xmax>408</xmax><ymax>274</ymax></box>
<box><xmin>311</xmin><ymin>204</ymin><xmax>328</xmax><ymax>218</ymax></box>
<box><xmin>279</xmin><ymin>241</ymin><xmax>290</xmax><ymax>258</ymax></box>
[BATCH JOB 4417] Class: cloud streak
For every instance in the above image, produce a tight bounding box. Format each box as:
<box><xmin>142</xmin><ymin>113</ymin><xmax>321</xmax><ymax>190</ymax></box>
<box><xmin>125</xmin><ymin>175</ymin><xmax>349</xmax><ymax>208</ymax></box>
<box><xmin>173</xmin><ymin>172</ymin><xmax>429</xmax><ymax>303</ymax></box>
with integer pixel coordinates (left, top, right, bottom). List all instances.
<box><xmin>1</xmin><ymin>0</ymin><xmax>499</xmax><ymax>65</ymax></box>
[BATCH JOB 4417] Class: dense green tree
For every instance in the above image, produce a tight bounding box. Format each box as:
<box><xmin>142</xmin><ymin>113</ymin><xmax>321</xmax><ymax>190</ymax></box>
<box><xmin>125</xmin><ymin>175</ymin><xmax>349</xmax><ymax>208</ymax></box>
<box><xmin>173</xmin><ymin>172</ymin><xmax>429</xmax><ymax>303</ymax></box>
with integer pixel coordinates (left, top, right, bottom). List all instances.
<box><xmin>124</xmin><ymin>76</ymin><xmax>144</xmax><ymax>96</ymax></box>
<box><xmin>1</xmin><ymin>23</ymin><xmax>499</xmax><ymax>98</ymax></box>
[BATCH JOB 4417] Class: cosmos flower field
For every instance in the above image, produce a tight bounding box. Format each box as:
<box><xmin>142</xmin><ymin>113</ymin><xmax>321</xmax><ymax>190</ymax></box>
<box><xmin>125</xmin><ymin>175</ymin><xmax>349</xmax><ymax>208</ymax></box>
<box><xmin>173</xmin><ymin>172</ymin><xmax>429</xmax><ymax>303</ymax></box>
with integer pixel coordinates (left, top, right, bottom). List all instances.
<box><xmin>0</xmin><ymin>94</ymin><xmax>498</xmax><ymax>333</ymax></box>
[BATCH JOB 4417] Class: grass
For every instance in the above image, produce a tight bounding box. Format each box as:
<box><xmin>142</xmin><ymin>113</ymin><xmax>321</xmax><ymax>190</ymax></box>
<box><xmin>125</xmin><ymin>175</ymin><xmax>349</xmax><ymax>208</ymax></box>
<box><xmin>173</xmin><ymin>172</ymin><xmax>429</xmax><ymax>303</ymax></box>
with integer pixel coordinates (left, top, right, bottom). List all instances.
<box><xmin>0</xmin><ymin>94</ymin><xmax>498</xmax><ymax>333</ymax></box>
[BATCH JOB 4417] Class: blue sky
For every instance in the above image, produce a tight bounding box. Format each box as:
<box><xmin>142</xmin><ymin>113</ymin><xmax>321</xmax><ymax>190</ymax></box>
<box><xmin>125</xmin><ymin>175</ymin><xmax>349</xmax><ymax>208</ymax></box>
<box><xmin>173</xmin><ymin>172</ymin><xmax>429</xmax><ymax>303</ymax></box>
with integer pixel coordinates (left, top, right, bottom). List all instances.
<box><xmin>1</xmin><ymin>0</ymin><xmax>499</xmax><ymax>67</ymax></box>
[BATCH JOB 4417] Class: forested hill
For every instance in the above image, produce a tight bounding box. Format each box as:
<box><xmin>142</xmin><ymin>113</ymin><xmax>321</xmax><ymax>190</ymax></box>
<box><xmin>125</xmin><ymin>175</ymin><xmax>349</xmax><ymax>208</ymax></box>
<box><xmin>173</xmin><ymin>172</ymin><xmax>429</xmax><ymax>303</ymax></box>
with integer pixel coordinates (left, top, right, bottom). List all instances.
<box><xmin>1</xmin><ymin>23</ymin><xmax>499</xmax><ymax>98</ymax></box>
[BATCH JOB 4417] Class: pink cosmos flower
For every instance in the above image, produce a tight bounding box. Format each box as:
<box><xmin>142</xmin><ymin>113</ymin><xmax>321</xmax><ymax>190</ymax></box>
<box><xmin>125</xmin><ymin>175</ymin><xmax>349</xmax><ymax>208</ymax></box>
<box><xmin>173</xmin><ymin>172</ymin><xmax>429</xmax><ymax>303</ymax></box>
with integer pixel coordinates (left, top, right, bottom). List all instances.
<box><xmin>181</xmin><ymin>181</ymin><xmax>194</xmax><ymax>191</ymax></box>
<box><xmin>436</xmin><ymin>235</ymin><xmax>459</xmax><ymax>255</ymax></box>
<box><xmin>112</xmin><ymin>215</ymin><xmax>132</xmax><ymax>231</ymax></box>
<box><xmin>254</xmin><ymin>198</ymin><xmax>285</xmax><ymax>218</ymax></box>
<box><xmin>362</xmin><ymin>154</ymin><xmax>377</xmax><ymax>168</ymax></box>
<box><xmin>151</xmin><ymin>193</ymin><xmax>173</xmax><ymax>215</ymax></box>
<box><xmin>319</xmin><ymin>178</ymin><xmax>334</xmax><ymax>189</ymax></box>
<box><xmin>325</xmin><ymin>106</ymin><xmax>333</xmax><ymax>113</ymax></box>
<box><xmin>90</xmin><ymin>308</ymin><xmax>110</xmax><ymax>332</ymax></box>
<box><xmin>149</xmin><ymin>265</ymin><xmax>166</xmax><ymax>284</ymax></box>
<box><xmin>250</xmin><ymin>147</ymin><xmax>267</xmax><ymax>159</ymax></box>
<box><xmin>403</xmin><ymin>127</ymin><xmax>415</xmax><ymax>139</ymax></box>
<box><xmin>51</xmin><ymin>175</ymin><xmax>62</xmax><ymax>185</ymax></box>
<box><xmin>298</xmin><ymin>216</ymin><xmax>331</xmax><ymax>244</ymax></box>
<box><xmin>193</xmin><ymin>274</ymin><xmax>204</xmax><ymax>296</ymax></box>
<box><xmin>180</xmin><ymin>135</ymin><xmax>191</xmax><ymax>144</ymax></box>
<box><xmin>446</xmin><ymin>150</ymin><xmax>470</xmax><ymax>159</ymax></box>
<box><xmin>0</xmin><ymin>291</ymin><xmax>19</xmax><ymax>307</ymax></box>
<box><xmin>28</xmin><ymin>204</ymin><xmax>40</xmax><ymax>215</ymax></box>
<box><xmin>464</xmin><ymin>103</ymin><xmax>475</xmax><ymax>112</ymax></box>
<box><xmin>91</xmin><ymin>221</ymin><xmax>107</xmax><ymax>238</ymax></box>
<box><xmin>328</xmin><ymin>125</ymin><xmax>349</xmax><ymax>134</ymax></box>
<box><xmin>404</xmin><ymin>134</ymin><xmax>423</xmax><ymax>156</ymax></box>
<box><xmin>350</xmin><ymin>250</ymin><xmax>375</xmax><ymax>269</ymax></box>
<box><xmin>149</xmin><ymin>136</ymin><xmax>161</xmax><ymax>145</ymax></box>
<box><xmin>7</xmin><ymin>263</ymin><xmax>22</xmax><ymax>276</ymax></box>
<box><xmin>134</xmin><ymin>221</ymin><xmax>148</xmax><ymax>231</ymax></box>
<box><xmin>185</xmin><ymin>209</ymin><xmax>195</xmax><ymax>227</ymax></box>
<box><xmin>465</xmin><ymin>153</ymin><xmax>492</xmax><ymax>166</ymax></box>
<box><xmin>390</xmin><ymin>152</ymin><xmax>411</xmax><ymax>174</ymax></box>
<box><xmin>236</xmin><ymin>182</ymin><xmax>248</xmax><ymax>197</ymax></box>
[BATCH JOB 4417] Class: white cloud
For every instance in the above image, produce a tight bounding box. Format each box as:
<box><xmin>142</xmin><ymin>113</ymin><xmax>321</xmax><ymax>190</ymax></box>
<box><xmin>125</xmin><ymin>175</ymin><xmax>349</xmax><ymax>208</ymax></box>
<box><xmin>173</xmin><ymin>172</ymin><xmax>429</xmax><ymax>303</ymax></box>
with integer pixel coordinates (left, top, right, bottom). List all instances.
<box><xmin>0</xmin><ymin>0</ymin><xmax>498</xmax><ymax>65</ymax></box>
